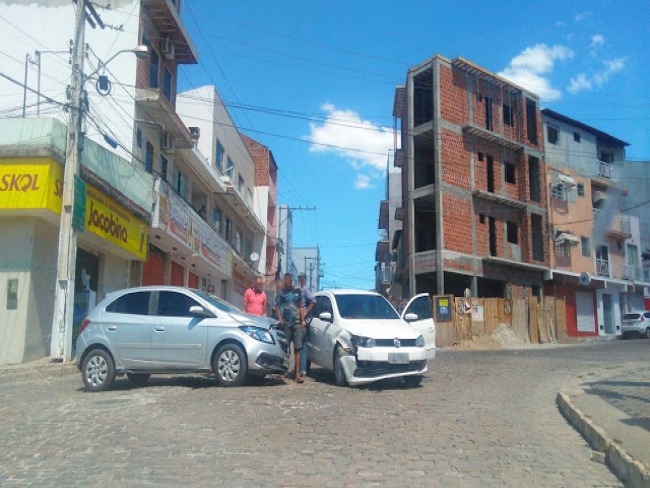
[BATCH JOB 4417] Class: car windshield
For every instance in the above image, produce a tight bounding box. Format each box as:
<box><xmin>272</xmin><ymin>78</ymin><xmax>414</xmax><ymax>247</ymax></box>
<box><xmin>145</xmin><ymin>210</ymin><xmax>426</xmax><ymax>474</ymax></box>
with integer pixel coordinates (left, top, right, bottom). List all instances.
<box><xmin>623</xmin><ymin>313</ymin><xmax>641</xmax><ymax>320</ymax></box>
<box><xmin>335</xmin><ymin>294</ymin><xmax>400</xmax><ymax>320</ymax></box>
<box><xmin>194</xmin><ymin>290</ymin><xmax>239</xmax><ymax>313</ymax></box>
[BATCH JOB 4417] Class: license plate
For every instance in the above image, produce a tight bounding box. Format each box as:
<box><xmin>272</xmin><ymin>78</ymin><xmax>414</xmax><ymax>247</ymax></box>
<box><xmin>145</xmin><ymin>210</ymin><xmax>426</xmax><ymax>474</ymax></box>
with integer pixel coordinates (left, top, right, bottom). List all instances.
<box><xmin>388</xmin><ymin>353</ymin><xmax>409</xmax><ymax>364</ymax></box>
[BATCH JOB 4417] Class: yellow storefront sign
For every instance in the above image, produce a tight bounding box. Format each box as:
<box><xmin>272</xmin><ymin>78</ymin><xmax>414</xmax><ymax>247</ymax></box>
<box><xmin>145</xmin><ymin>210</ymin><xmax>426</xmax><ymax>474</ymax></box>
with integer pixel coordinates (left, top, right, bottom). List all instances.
<box><xmin>0</xmin><ymin>158</ymin><xmax>148</xmax><ymax>260</ymax></box>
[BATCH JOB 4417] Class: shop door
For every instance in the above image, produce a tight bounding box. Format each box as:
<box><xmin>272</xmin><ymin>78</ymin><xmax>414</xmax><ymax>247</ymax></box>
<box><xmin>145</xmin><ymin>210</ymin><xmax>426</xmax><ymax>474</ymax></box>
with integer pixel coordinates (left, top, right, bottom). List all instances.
<box><xmin>171</xmin><ymin>261</ymin><xmax>185</xmax><ymax>286</ymax></box>
<box><xmin>74</xmin><ymin>248</ymin><xmax>99</xmax><ymax>343</ymax></box>
<box><xmin>576</xmin><ymin>291</ymin><xmax>596</xmax><ymax>333</ymax></box>
<box><xmin>188</xmin><ymin>272</ymin><xmax>199</xmax><ymax>289</ymax></box>
<box><xmin>142</xmin><ymin>246</ymin><xmax>165</xmax><ymax>286</ymax></box>
<box><xmin>602</xmin><ymin>294</ymin><xmax>614</xmax><ymax>334</ymax></box>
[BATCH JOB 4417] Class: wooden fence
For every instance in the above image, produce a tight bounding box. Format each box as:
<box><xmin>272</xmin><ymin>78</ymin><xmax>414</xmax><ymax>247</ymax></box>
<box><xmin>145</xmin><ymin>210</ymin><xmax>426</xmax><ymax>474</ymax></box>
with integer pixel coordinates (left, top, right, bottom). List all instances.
<box><xmin>433</xmin><ymin>295</ymin><xmax>567</xmax><ymax>348</ymax></box>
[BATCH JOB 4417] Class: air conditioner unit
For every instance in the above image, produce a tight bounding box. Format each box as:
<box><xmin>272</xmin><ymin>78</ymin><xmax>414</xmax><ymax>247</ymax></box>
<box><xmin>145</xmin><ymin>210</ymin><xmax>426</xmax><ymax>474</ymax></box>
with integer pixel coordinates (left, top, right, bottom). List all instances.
<box><xmin>160</xmin><ymin>37</ymin><xmax>175</xmax><ymax>60</ymax></box>
<box><xmin>161</xmin><ymin>132</ymin><xmax>175</xmax><ymax>153</ymax></box>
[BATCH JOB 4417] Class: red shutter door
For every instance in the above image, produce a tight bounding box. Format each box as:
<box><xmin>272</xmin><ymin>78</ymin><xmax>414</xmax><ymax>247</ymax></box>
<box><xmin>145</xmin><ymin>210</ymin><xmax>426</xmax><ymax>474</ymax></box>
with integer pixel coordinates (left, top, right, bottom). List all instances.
<box><xmin>142</xmin><ymin>246</ymin><xmax>165</xmax><ymax>286</ymax></box>
<box><xmin>188</xmin><ymin>272</ymin><xmax>199</xmax><ymax>289</ymax></box>
<box><xmin>171</xmin><ymin>261</ymin><xmax>185</xmax><ymax>286</ymax></box>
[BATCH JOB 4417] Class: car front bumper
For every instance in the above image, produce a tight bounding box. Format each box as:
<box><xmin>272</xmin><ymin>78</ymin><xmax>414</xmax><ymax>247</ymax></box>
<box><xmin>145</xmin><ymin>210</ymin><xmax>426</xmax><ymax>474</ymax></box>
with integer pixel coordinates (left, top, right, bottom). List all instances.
<box><xmin>245</xmin><ymin>333</ymin><xmax>290</xmax><ymax>374</ymax></box>
<box><xmin>340</xmin><ymin>346</ymin><xmax>428</xmax><ymax>386</ymax></box>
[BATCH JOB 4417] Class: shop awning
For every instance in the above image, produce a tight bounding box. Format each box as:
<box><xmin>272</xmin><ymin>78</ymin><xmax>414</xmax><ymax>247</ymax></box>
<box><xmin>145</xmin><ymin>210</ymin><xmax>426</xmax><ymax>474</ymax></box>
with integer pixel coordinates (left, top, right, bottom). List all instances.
<box><xmin>551</xmin><ymin>172</ymin><xmax>576</xmax><ymax>188</ymax></box>
<box><xmin>555</xmin><ymin>232</ymin><xmax>580</xmax><ymax>246</ymax></box>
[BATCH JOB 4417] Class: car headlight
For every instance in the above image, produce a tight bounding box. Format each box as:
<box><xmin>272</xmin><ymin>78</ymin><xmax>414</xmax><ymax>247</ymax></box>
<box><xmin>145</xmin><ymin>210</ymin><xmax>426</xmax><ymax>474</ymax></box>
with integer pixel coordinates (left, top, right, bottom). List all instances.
<box><xmin>350</xmin><ymin>335</ymin><xmax>376</xmax><ymax>349</ymax></box>
<box><xmin>415</xmin><ymin>335</ymin><xmax>425</xmax><ymax>348</ymax></box>
<box><xmin>239</xmin><ymin>326</ymin><xmax>275</xmax><ymax>344</ymax></box>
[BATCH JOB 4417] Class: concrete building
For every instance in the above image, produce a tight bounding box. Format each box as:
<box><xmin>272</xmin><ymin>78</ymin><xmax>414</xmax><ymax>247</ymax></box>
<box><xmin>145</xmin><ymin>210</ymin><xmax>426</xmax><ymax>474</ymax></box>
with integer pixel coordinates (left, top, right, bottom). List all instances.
<box><xmin>291</xmin><ymin>246</ymin><xmax>322</xmax><ymax>294</ymax></box>
<box><xmin>240</xmin><ymin>134</ymin><xmax>279</xmax><ymax>288</ymax></box>
<box><xmin>392</xmin><ymin>55</ymin><xmax>548</xmax><ymax>301</ymax></box>
<box><xmin>542</xmin><ymin>109</ymin><xmax>648</xmax><ymax>337</ymax></box>
<box><xmin>623</xmin><ymin>160</ymin><xmax>650</xmax><ymax>301</ymax></box>
<box><xmin>375</xmin><ymin>152</ymin><xmax>402</xmax><ymax>299</ymax></box>
<box><xmin>276</xmin><ymin>205</ymin><xmax>295</xmax><ymax>279</ymax></box>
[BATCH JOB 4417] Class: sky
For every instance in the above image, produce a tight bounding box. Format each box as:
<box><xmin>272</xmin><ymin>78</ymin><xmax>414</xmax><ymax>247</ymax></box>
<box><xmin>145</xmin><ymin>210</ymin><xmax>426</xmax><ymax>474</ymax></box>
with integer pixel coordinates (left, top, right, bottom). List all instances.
<box><xmin>117</xmin><ymin>1</ymin><xmax>650</xmax><ymax>289</ymax></box>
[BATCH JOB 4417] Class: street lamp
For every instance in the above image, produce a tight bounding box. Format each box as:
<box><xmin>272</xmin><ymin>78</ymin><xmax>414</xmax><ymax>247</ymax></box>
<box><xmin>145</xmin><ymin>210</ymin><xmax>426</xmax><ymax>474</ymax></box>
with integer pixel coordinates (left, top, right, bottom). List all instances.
<box><xmin>50</xmin><ymin>38</ymin><xmax>149</xmax><ymax>362</ymax></box>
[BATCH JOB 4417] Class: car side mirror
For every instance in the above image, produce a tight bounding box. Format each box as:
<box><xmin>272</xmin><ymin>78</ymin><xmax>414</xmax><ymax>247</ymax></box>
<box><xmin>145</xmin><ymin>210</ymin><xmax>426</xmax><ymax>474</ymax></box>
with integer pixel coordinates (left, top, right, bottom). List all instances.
<box><xmin>189</xmin><ymin>305</ymin><xmax>214</xmax><ymax>318</ymax></box>
<box><xmin>404</xmin><ymin>313</ymin><xmax>418</xmax><ymax>322</ymax></box>
<box><xmin>319</xmin><ymin>312</ymin><xmax>333</xmax><ymax>322</ymax></box>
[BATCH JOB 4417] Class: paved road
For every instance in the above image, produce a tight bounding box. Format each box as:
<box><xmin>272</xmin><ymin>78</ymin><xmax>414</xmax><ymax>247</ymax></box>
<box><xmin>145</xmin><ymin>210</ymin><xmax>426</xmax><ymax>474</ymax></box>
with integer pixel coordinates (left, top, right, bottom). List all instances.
<box><xmin>0</xmin><ymin>340</ymin><xmax>648</xmax><ymax>487</ymax></box>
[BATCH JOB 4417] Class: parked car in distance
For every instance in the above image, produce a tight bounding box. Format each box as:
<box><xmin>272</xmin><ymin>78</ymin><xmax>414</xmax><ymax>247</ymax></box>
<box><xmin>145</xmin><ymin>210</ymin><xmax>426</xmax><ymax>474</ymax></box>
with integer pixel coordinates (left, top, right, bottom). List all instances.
<box><xmin>306</xmin><ymin>289</ymin><xmax>434</xmax><ymax>387</ymax></box>
<box><xmin>76</xmin><ymin>286</ymin><xmax>289</xmax><ymax>391</ymax></box>
<box><xmin>621</xmin><ymin>311</ymin><xmax>650</xmax><ymax>339</ymax></box>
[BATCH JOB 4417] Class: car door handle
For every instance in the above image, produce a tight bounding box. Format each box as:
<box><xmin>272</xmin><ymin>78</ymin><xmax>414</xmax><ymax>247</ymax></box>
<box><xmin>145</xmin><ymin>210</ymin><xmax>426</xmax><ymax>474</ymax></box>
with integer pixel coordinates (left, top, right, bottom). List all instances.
<box><xmin>154</xmin><ymin>326</ymin><xmax>165</xmax><ymax>332</ymax></box>
<box><xmin>106</xmin><ymin>326</ymin><xmax>117</xmax><ymax>331</ymax></box>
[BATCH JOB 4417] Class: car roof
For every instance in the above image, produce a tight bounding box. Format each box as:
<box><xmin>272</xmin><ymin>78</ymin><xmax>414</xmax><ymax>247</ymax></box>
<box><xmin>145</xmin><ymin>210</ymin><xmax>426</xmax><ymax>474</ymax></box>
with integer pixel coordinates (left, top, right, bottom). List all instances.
<box><xmin>317</xmin><ymin>289</ymin><xmax>381</xmax><ymax>296</ymax></box>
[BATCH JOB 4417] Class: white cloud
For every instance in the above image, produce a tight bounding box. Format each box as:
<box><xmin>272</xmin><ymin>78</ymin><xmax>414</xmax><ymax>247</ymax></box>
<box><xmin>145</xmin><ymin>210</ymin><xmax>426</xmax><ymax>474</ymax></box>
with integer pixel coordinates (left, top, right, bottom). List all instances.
<box><xmin>353</xmin><ymin>174</ymin><xmax>373</xmax><ymax>190</ymax></box>
<box><xmin>567</xmin><ymin>57</ymin><xmax>626</xmax><ymax>94</ymax></box>
<box><xmin>306</xmin><ymin>103</ymin><xmax>393</xmax><ymax>171</ymax></box>
<box><xmin>574</xmin><ymin>11</ymin><xmax>592</xmax><ymax>22</ymax></box>
<box><xmin>555</xmin><ymin>20</ymin><xmax>567</xmax><ymax>28</ymax></box>
<box><xmin>498</xmin><ymin>44</ymin><xmax>574</xmax><ymax>101</ymax></box>
<box><xmin>567</xmin><ymin>73</ymin><xmax>593</xmax><ymax>93</ymax></box>
<box><xmin>590</xmin><ymin>34</ymin><xmax>605</xmax><ymax>49</ymax></box>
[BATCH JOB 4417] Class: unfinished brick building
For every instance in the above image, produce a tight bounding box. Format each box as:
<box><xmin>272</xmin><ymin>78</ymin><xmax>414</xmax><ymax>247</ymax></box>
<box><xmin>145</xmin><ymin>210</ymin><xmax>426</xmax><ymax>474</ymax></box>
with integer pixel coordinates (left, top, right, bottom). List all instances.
<box><xmin>392</xmin><ymin>55</ymin><xmax>548</xmax><ymax>299</ymax></box>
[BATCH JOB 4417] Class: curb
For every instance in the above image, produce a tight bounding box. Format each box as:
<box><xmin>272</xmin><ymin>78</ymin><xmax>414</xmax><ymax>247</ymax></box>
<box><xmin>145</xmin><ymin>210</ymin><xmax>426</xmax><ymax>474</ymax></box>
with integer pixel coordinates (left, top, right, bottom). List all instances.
<box><xmin>0</xmin><ymin>362</ymin><xmax>78</xmax><ymax>382</ymax></box>
<box><xmin>557</xmin><ymin>391</ymin><xmax>650</xmax><ymax>488</ymax></box>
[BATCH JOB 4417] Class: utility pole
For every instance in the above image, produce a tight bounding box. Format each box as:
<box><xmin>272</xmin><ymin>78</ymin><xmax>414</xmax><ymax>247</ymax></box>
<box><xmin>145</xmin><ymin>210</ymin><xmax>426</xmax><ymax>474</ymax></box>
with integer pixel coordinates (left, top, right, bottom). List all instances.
<box><xmin>50</xmin><ymin>1</ymin><xmax>86</xmax><ymax>362</ymax></box>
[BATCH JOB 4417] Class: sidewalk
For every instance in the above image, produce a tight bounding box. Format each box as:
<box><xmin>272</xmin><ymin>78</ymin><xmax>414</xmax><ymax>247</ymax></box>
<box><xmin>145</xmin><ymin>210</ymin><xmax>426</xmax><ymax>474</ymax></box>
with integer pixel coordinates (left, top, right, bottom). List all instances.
<box><xmin>0</xmin><ymin>356</ymin><xmax>77</xmax><ymax>382</ymax></box>
<box><xmin>558</xmin><ymin>362</ymin><xmax>650</xmax><ymax>488</ymax></box>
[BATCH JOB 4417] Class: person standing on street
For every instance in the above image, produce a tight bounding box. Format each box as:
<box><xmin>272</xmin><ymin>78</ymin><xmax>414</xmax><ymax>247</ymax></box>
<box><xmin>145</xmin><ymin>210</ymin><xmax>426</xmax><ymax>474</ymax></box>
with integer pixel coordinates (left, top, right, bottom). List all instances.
<box><xmin>243</xmin><ymin>275</ymin><xmax>267</xmax><ymax>316</ymax></box>
<box><xmin>298</xmin><ymin>272</ymin><xmax>316</xmax><ymax>378</ymax></box>
<box><xmin>275</xmin><ymin>273</ymin><xmax>305</xmax><ymax>383</ymax></box>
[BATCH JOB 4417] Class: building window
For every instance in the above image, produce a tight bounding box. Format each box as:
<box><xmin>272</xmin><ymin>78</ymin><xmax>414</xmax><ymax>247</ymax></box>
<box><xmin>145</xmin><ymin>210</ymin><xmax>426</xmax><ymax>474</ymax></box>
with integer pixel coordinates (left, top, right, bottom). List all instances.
<box><xmin>225</xmin><ymin>218</ymin><xmax>232</xmax><ymax>242</ymax></box>
<box><xmin>600</xmin><ymin>151</ymin><xmax>614</xmax><ymax>163</ymax></box>
<box><xmin>503</xmin><ymin>104</ymin><xmax>513</xmax><ymax>126</ymax></box>
<box><xmin>160</xmin><ymin>155</ymin><xmax>168</xmax><ymax>181</ymax></box>
<box><xmin>246</xmin><ymin>189</ymin><xmax>253</xmax><ymax>207</ymax></box>
<box><xmin>555</xmin><ymin>242</ymin><xmax>570</xmax><ymax>257</ymax></box>
<box><xmin>245</xmin><ymin>238</ymin><xmax>252</xmax><ymax>259</ymax></box>
<box><xmin>577</xmin><ymin>183</ymin><xmax>585</xmax><ymax>197</ymax></box>
<box><xmin>547</xmin><ymin>126</ymin><xmax>559</xmax><ymax>145</ymax></box>
<box><xmin>213</xmin><ymin>207</ymin><xmax>222</xmax><ymax>233</ymax></box>
<box><xmin>226</xmin><ymin>157</ymin><xmax>234</xmax><ymax>179</ymax></box>
<box><xmin>145</xmin><ymin>141</ymin><xmax>154</xmax><ymax>174</ymax></box>
<box><xmin>479</xmin><ymin>214</ymin><xmax>486</xmax><ymax>224</ymax></box>
<box><xmin>485</xmin><ymin>96</ymin><xmax>493</xmax><ymax>131</ymax></box>
<box><xmin>235</xmin><ymin>230</ymin><xmax>242</xmax><ymax>253</ymax></box>
<box><xmin>581</xmin><ymin>236</ymin><xmax>591</xmax><ymax>257</ymax></box>
<box><xmin>505</xmin><ymin>162</ymin><xmax>516</xmax><ymax>184</ymax></box>
<box><xmin>507</xmin><ymin>221</ymin><xmax>519</xmax><ymax>244</ymax></box>
<box><xmin>215</xmin><ymin>140</ymin><xmax>224</xmax><ymax>172</ymax></box>
<box><xmin>162</xmin><ymin>67</ymin><xmax>173</xmax><ymax>102</ymax></box>
<box><xmin>551</xmin><ymin>183</ymin><xmax>567</xmax><ymax>201</ymax></box>
<box><xmin>238</xmin><ymin>175</ymin><xmax>244</xmax><ymax>192</ymax></box>
<box><xmin>136</xmin><ymin>127</ymin><xmax>142</xmax><ymax>149</ymax></box>
<box><xmin>529</xmin><ymin>156</ymin><xmax>541</xmax><ymax>203</ymax></box>
<box><xmin>149</xmin><ymin>49</ymin><xmax>159</xmax><ymax>88</ymax></box>
<box><xmin>573</xmin><ymin>131</ymin><xmax>581</xmax><ymax>143</ymax></box>
<box><xmin>531</xmin><ymin>214</ymin><xmax>544</xmax><ymax>262</ymax></box>
<box><xmin>477</xmin><ymin>152</ymin><xmax>484</xmax><ymax>162</ymax></box>
<box><xmin>526</xmin><ymin>98</ymin><xmax>538</xmax><ymax>144</ymax></box>
<box><xmin>174</xmin><ymin>169</ymin><xmax>187</xmax><ymax>198</ymax></box>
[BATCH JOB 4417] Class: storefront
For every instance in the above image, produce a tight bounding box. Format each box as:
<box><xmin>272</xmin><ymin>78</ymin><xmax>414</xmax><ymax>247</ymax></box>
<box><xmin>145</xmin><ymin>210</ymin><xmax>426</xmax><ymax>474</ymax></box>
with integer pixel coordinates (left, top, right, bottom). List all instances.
<box><xmin>147</xmin><ymin>178</ymin><xmax>232</xmax><ymax>294</ymax></box>
<box><xmin>0</xmin><ymin>157</ymin><xmax>149</xmax><ymax>364</ymax></box>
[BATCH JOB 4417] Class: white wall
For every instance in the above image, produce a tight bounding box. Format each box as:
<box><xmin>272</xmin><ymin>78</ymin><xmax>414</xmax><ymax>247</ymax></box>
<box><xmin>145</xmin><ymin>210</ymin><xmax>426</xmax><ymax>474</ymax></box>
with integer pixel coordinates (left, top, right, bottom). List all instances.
<box><xmin>0</xmin><ymin>1</ymin><xmax>140</xmax><ymax>157</ymax></box>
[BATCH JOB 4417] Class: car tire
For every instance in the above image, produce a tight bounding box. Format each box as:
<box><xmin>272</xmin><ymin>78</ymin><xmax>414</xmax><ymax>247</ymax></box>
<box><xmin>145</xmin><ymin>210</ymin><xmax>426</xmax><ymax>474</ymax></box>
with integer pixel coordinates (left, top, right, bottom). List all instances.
<box><xmin>306</xmin><ymin>360</ymin><xmax>312</xmax><ymax>376</ymax></box>
<box><xmin>333</xmin><ymin>346</ymin><xmax>348</xmax><ymax>387</ymax></box>
<box><xmin>127</xmin><ymin>373</ymin><xmax>150</xmax><ymax>386</ymax></box>
<box><xmin>645</xmin><ymin>327</ymin><xmax>650</xmax><ymax>339</ymax></box>
<box><xmin>403</xmin><ymin>375</ymin><xmax>423</xmax><ymax>388</ymax></box>
<box><xmin>213</xmin><ymin>343</ymin><xmax>247</xmax><ymax>387</ymax></box>
<box><xmin>81</xmin><ymin>349</ymin><xmax>116</xmax><ymax>392</ymax></box>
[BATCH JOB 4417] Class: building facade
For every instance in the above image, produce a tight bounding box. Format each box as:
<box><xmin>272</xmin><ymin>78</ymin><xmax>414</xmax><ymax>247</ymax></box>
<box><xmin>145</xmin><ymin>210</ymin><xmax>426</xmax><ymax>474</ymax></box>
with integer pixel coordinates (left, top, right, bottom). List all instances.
<box><xmin>542</xmin><ymin>109</ymin><xmax>649</xmax><ymax>337</ymax></box>
<box><xmin>393</xmin><ymin>55</ymin><xmax>548</xmax><ymax>301</ymax></box>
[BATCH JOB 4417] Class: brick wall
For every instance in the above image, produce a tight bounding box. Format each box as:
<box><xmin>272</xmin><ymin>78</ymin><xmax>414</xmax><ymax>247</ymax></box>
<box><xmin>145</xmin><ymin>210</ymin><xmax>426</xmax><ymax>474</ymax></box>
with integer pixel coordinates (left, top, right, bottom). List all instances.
<box><xmin>440</xmin><ymin>129</ymin><xmax>471</xmax><ymax>190</ymax></box>
<box><xmin>241</xmin><ymin>134</ymin><xmax>271</xmax><ymax>187</ymax></box>
<box><xmin>442</xmin><ymin>193</ymin><xmax>473</xmax><ymax>255</ymax></box>
<box><xmin>439</xmin><ymin>65</ymin><xmax>469</xmax><ymax>126</ymax></box>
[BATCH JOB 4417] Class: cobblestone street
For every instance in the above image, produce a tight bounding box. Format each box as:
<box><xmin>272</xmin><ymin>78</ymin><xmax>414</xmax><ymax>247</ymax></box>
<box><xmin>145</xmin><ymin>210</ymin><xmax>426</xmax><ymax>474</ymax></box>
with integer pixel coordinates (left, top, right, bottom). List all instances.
<box><xmin>1</xmin><ymin>341</ymin><xmax>648</xmax><ymax>487</ymax></box>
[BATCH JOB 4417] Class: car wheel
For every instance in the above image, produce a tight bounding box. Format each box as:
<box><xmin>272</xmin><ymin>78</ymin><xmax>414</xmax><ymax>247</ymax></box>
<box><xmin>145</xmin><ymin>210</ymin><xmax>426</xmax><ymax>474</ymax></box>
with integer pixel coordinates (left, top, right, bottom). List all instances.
<box><xmin>403</xmin><ymin>375</ymin><xmax>423</xmax><ymax>388</ymax></box>
<box><xmin>333</xmin><ymin>347</ymin><xmax>348</xmax><ymax>387</ymax></box>
<box><xmin>82</xmin><ymin>349</ymin><xmax>116</xmax><ymax>392</ymax></box>
<box><xmin>213</xmin><ymin>343</ymin><xmax>247</xmax><ymax>387</ymax></box>
<box><xmin>645</xmin><ymin>327</ymin><xmax>650</xmax><ymax>339</ymax></box>
<box><xmin>127</xmin><ymin>373</ymin><xmax>150</xmax><ymax>386</ymax></box>
<box><xmin>306</xmin><ymin>360</ymin><xmax>312</xmax><ymax>376</ymax></box>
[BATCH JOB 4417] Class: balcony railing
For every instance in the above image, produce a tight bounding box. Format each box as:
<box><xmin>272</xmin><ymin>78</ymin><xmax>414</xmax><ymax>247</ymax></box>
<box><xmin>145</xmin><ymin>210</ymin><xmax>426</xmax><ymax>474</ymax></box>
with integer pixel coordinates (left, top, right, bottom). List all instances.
<box><xmin>624</xmin><ymin>265</ymin><xmax>642</xmax><ymax>281</ymax></box>
<box><xmin>376</xmin><ymin>262</ymin><xmax>395</xmax><ymax>284</ymax></box>
<box><xmin>597</xmin><ymin>160</ymin><xmax>623</xmax><ymax>183</ymax></box>
<box><xmin>596</xmin><ymin>258</ymin><xmax>610</xmax><ymax>277</ymax></box>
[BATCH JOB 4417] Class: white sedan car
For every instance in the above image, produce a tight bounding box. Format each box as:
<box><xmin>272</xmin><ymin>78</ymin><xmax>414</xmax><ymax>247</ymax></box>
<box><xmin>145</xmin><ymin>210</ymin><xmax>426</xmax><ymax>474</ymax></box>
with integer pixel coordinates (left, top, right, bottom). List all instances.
<box><xmin>306</xmin><ymin>290</ymin><xmax>436</xmax><ymax>387</ymax></box>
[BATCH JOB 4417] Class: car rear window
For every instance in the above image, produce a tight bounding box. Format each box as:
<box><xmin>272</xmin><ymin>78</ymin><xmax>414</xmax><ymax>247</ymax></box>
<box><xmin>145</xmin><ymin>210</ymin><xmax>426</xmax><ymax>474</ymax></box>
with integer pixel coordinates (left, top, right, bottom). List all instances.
<box><xmin>623</xmin><ymin>313</ymin><xmax>641</xmax><ymax>321</ymax></box>
<box><xmin>106</xmin><ymin>291</ymin><xmax>150</xmax><ymax>315</ymax></box>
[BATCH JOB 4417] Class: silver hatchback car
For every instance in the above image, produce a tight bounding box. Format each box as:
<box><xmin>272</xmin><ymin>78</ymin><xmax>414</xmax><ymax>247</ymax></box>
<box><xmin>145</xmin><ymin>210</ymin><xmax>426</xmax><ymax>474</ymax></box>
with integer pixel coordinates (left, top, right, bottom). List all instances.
<box><xmin>76</xmin><ymin>286</ymin><xmax>289</xmax><ymax>391</ymax></box>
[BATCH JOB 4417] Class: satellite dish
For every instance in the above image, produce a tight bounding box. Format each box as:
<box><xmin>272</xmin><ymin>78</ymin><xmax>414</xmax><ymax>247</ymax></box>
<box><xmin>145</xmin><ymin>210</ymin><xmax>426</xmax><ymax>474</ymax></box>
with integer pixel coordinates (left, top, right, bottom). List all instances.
<box><xmin>579</xmin><ymin>272</ymin><xmax>591</xmax><ymax>286</ymax></box>
<box><xmin>249</xmin><ymin>252</ymin><xmax>260</xmax><ymax>262</ymax></box>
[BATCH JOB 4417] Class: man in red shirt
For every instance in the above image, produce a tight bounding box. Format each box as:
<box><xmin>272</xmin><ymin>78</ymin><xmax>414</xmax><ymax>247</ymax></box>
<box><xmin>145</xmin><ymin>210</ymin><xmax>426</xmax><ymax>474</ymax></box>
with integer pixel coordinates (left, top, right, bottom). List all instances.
<box><xmin>243</xmin><ymin>275</ymin><xmax>267</xmax><ymax>316</ymax></box>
